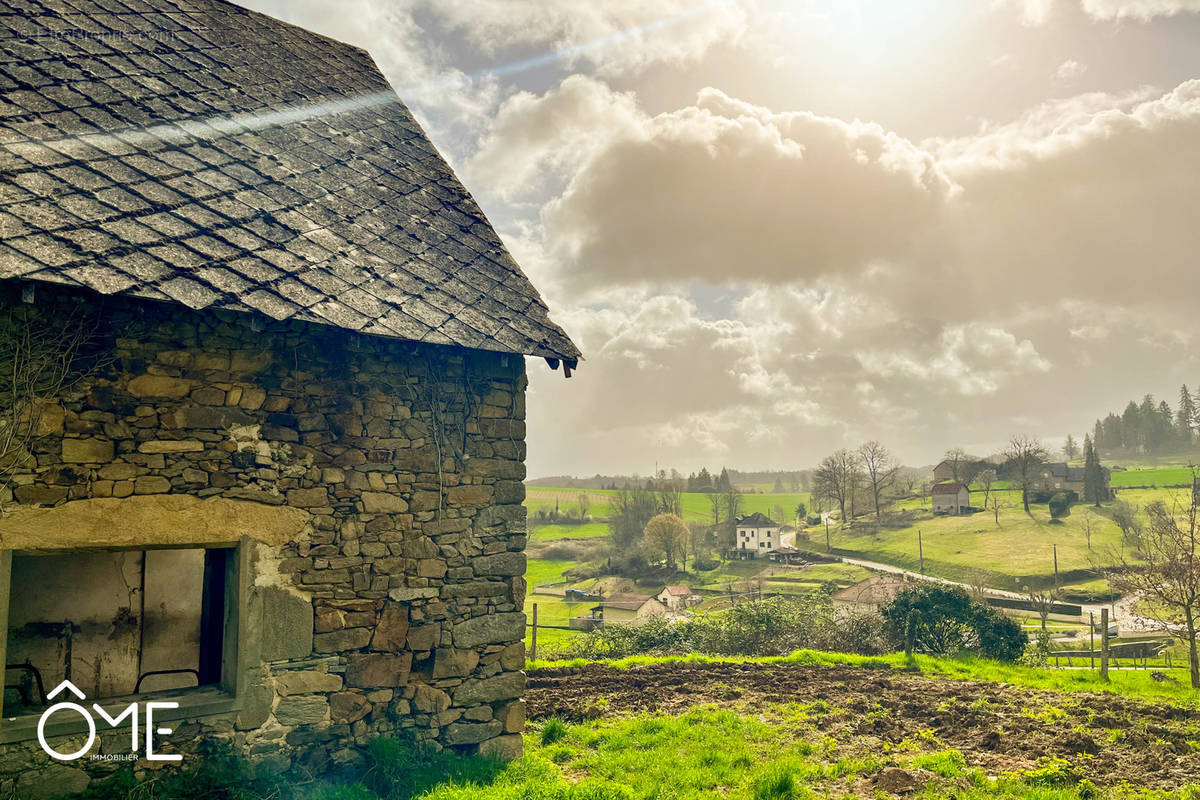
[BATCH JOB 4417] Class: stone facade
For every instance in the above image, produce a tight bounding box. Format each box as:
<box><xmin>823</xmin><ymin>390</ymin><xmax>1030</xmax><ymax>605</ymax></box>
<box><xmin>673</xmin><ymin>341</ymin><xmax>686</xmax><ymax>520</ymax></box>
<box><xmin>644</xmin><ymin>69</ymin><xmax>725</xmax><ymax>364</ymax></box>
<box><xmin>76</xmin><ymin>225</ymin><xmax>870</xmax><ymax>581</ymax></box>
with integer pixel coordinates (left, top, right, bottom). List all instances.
<box><xmin>0</xmin><ymin>284</ymin><xmax>530</xmax><ymax>792</ymax></box>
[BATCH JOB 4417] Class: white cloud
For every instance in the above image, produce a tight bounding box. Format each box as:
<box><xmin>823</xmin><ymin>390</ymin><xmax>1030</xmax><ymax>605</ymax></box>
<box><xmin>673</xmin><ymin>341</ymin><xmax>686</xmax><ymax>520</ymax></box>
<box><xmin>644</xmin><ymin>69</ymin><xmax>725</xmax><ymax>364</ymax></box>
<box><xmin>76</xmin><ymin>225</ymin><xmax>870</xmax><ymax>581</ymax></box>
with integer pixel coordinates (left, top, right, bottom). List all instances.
<box><xmin>1054</xmin><ymin>59</ymin><xmax>1087</xmax><ymax>81</ymax></box>
<box><xmin>1080</xmin><ymin>0</ymin><xmax>1200</xmax><ymax>19</ymax></box>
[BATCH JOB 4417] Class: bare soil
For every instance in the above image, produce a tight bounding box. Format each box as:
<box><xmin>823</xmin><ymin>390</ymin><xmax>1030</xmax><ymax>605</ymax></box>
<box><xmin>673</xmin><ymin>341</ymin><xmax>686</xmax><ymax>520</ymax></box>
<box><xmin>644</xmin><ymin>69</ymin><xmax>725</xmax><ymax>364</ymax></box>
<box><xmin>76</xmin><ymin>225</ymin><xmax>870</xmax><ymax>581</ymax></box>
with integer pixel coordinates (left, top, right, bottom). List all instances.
<box><xmin>526</xmin><ymin>661</ymin><xmax>1200</xmax><ymax>790</ymax></box>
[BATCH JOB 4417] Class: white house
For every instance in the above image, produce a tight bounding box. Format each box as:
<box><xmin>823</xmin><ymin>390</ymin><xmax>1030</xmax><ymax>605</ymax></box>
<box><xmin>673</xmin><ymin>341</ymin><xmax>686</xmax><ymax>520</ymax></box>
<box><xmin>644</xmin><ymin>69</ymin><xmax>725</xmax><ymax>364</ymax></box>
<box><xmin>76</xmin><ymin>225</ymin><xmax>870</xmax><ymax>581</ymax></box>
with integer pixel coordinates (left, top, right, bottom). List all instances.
<box><xmin>932</xmin><ymin>482</ymin><xmax>970</xmax><ymax>514</ymax></box>
<box><xmin>657</xmin><ymin>585</ymin><xmax>698</xmax><ymax>611</ymax></box>
<box><xmin>734</xmin><ymin>512</ymin><xmax>781</xmax><ymax>558</ymax></box>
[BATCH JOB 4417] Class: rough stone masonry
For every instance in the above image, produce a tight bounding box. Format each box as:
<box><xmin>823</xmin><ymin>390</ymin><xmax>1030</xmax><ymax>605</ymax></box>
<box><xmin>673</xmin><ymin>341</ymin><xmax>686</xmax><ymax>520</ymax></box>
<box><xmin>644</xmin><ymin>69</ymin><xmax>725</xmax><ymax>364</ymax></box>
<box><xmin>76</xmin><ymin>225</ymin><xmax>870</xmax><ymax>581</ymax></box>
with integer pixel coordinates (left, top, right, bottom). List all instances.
<box><xmin>0</xmin><ymin>285</ymin><xmax>533</xmax><ymax>795</ymax></box>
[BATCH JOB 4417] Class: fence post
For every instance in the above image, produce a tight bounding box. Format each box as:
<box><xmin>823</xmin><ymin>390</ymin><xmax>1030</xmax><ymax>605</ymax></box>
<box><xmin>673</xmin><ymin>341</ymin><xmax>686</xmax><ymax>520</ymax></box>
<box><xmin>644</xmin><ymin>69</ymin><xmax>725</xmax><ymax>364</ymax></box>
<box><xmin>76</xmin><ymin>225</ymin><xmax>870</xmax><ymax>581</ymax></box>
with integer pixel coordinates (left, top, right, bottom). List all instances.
<box><xmin>531</xmin><ymin>603</ymin><xmax>538</xmax><ymax>662</ymax></box>
<box><xmin>1089</xmin><ymin>611</ymin><xmax>1095</xmax><ymax>671</ymax></box>
<box><xmin>1100</xmin><ymin>607</ymin><xmax>1110</xmax><ymax>681</ymax></box>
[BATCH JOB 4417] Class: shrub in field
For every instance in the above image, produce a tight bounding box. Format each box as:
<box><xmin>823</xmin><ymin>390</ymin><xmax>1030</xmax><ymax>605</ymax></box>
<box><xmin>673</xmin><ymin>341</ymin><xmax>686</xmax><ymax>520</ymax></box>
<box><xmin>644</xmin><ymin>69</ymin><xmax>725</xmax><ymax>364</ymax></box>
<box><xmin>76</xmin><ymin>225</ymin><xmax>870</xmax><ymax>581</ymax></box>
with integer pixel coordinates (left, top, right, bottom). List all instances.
<box><xmin>1048</xmin><ymin>492</ymin><xmax>1072</xmax><ymax>518</ymax></box>
<box><xmin>550</xmin><ymin>595</ymin><xmax>891</xmax><ymax>660</ymax></box>
<box><xmin>880</xmin><ymin>584</ymin><xmax>1025</xmax><ymax>662</ymax></box>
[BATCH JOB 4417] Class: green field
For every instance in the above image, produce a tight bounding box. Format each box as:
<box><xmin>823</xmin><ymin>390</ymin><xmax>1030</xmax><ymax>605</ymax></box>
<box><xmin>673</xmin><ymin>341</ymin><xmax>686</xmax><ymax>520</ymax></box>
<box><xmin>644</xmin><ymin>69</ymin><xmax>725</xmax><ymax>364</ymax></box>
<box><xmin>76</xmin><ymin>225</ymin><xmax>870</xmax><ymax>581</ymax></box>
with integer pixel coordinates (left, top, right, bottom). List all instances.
<box><xmin>1110</xmin><ymin>465</ymin><xmax>1196</xmax><ymax>487</ymax></box>
<box><xmin>529</xmin><ymin>521</ymin><xmax>610</xmax><ymax>541</ymax></box>
<box><xmin>792</xmin><ymin>488</ymin><xmax>1187</xmax><ymax>588</ymax></box>
<box><xmin>525</xmin><ymin>487</ymin><xmax>810</xmax><ymax>527</ymax></box>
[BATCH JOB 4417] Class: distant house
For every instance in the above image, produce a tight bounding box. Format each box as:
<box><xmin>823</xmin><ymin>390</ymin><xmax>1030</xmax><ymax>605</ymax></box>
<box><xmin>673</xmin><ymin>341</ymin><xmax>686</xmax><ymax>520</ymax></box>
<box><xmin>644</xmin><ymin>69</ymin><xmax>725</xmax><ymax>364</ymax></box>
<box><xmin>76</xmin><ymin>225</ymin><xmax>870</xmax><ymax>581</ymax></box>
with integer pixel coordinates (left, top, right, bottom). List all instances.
<box><xmin>932</xmin><ymin>457</ymin><xmax>995</xmax><ymax>484</ymax></box>
<box><xmin>657</xmin><ymin>585</ymin><xmax>698</xmax><ymax>611</ymax></box>
<box><xmin>1036</xmin><ymin>462</ymin><xmax>1110</xmax><ymax>500</ymax></box>
<box><xmin>591</xmin><ymin>593</ymin><xmax>668</xmax><ymax>625</ymax></box>
<box><xmin>832</xmin><ymin>575</ymin><xmax>909</xmax><ymax>612</ymax></box>
<box><xmin>733</xmin><ymin>512</ymin><xmax>781</xmax><ymax>558</ymax></box>
<box><xmin>932</xmin><ymin>482</ymin><xmax>970</xmax><ymax>514</ymax></box>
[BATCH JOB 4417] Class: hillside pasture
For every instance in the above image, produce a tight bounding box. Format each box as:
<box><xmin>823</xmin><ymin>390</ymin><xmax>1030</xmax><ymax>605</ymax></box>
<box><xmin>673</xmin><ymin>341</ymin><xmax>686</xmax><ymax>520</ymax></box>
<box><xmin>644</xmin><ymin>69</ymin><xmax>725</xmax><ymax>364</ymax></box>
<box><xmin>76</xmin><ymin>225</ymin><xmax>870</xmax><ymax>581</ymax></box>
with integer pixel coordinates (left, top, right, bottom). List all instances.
<box><xmin>791</xmin><ymin>488</ymin><xmax>1184</xmax><ymax>588</ymax></box>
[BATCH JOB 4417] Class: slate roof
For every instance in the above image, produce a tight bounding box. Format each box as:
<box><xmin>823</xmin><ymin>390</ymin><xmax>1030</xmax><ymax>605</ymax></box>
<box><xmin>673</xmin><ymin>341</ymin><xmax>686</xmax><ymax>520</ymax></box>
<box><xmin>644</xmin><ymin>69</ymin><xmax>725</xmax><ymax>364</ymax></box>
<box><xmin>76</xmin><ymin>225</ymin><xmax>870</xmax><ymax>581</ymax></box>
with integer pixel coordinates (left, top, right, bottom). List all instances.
<box><xmin>735</xmin><ymin>512</ymin><xmax>777</xmax><ymax>528</ymax></box>
<box><xmin>593</xmin><ymin>593</ymin><xmax>656</xmax><ymax>612</ymax></box>
<box><xmin>932</xmin><ymin>481</ymin><xmax>968</xmax><ymax>494</ymax></box>
<box><xmin>0</xmin><ymin>0</ymin><xmax>579</xmax><ymax>367</ymax></box>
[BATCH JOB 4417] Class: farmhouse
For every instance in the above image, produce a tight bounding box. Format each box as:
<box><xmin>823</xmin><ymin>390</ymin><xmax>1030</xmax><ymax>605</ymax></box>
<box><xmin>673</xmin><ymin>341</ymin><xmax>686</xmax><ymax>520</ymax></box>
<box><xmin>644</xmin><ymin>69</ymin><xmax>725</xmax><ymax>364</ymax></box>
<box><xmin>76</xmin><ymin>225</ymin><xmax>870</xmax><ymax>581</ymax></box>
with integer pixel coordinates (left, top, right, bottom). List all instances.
<box><xmin>931</xmin><ymin>482</ymin><xmax>970</xmax><ymax>514</ymax></box>
<box><xmin>0</xmin><ymin>0</ymin><xmax>578</xmax><ymax>788</ymax></box>
<box><xmin>932</xmin><ymin>457</ymin><xmax>995</xmax><ymax>484</ymax></box>
<box><xmin>656</xmin><ymin>584</ymin><xmax>698</xmax><ymax>611</ymax></box>
<box><xmin>590</xmin><ymin>594</ymin><xmax>668</xmax><ymax>625</ymax></box>
<box><xmin>1036</xmin><ymin>462</ymin><xmax>1111</xmax><ymax>500</ymax></box>
<box><xmin>732</xmin><ymin>512</ymin><xmax>782</xmax><ymax>558</ymax></box>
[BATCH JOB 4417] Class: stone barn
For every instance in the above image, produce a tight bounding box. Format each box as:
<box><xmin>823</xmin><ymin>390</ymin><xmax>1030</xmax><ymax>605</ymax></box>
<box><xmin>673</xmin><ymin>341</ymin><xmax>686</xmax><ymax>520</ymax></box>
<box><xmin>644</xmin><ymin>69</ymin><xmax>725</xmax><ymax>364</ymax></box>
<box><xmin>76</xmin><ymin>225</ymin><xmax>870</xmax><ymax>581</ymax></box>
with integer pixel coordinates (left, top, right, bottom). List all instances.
<box><xmin>0</xmin><ymin>0</ymin><xmax>578</xmax><ymax>792</ymax></box>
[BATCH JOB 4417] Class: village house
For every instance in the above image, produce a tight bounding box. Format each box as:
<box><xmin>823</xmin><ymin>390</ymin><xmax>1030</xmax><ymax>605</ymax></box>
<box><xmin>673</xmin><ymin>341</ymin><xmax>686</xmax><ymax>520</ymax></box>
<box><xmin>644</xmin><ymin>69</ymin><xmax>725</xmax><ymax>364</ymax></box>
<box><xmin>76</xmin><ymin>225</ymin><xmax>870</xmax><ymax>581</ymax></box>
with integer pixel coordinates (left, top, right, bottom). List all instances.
<box><xmin>732</xmin><ymin>512</ymin><xmax>781</xmax><ymax>558</ymax></box>
<box><xmin>932</xmin><ymin>456</ymin><xmax>996</xmax><ymax>484</ymax></box>
<box><xmin>656</xmin><ymin>585</ymin><xmax>698</xmax><ymax>611</ymax></box>
<box><xmin>931</xmin><ymin>482</ymin><xmax>971</xmax><ymax>514</ymax></box>
<box><xmin>1035</xmin><ymin>462</ymin><xmax>1111</xmax><ymax>500</ymax></box>
<box><xmin>590</xmin><ymin>594</ymin><xmax>668</xmax><ymax>625</ymax></box>
<box><xmin>0</xmin><ymin>0</ymin><xmax>578</xmax><ymax>791</ymax></box>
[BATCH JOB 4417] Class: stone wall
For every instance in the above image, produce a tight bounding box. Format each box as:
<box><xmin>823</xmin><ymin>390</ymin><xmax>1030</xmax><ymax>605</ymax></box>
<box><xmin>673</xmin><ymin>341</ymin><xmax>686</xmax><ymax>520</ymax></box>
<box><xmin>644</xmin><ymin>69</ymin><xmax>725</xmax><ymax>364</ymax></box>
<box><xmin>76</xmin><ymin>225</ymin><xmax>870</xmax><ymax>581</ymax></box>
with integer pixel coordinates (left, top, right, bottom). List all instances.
<box><xmin>0</xmin><ymin>284</ymin><xmax>529</xmax><ymax>795</ymax></box>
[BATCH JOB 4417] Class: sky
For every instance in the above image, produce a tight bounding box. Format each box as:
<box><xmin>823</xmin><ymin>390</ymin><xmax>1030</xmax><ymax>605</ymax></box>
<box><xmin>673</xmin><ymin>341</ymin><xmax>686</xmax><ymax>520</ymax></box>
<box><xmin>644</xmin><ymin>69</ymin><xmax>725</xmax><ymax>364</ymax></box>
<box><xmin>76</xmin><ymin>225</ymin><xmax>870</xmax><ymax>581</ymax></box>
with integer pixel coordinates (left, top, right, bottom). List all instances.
<box><xmin>238</xmin><ymin>0</ymin><xmax>1200</xmax><ymax>478</ymax></box>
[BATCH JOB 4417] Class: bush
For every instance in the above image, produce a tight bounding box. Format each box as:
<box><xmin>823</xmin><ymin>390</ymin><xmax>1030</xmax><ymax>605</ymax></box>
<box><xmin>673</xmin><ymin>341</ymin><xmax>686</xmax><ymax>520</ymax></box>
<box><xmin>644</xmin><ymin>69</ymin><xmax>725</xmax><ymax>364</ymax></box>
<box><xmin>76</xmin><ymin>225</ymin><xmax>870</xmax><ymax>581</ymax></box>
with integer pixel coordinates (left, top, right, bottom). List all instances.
<box><xmin>1048</xmin><ymin>493</ymin><xmax>1071</xmax><ymax>518</ymax></box>
<box><xmin>880</xmin><ymin>584</ymin><xmax>1025</xmax><ymax>662</ymax></box>
<box><xmin>549</xmin><ymin>594</ymin><xmax>891</xmax><ymax>660</ymax></box>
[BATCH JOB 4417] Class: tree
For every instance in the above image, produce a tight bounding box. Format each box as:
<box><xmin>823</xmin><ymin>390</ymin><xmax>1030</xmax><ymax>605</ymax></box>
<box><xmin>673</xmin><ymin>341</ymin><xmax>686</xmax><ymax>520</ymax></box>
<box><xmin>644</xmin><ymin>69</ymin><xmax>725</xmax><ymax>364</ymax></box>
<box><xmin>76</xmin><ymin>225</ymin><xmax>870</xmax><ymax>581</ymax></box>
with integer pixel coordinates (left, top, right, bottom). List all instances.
<box><xmin>942</xmin><ymin>448</ymin><xmax>968</xmax><ymax>481</ymax></box>
<box><xmin>813</xmin><ymin>449</ymin><xmax>861</xmax><ymax>524</ymax></box>
<box><xmin>975</xmin><ymin>469</ymin><xmax>997</xmax><ymax>510</ymax></box>
<box><xmin>720</xmin><ymin>487</ymin><xmax>743</xmax><ymax>550</ymax></box>
<box><xmin>688</xmin><ymin>521</ymin><xmax>712</xmax><ymax>567</ymax></box>
<box><xmin>644</xmin><ymin>513</ymin><xmax>690</xmax><ymax>571</ymax></box>
<box><xmin>772</xmin><ymin>476</ymin><xmax>785</xmax><ymax>493</ymax></box>
<box><xmin>795</xmin><ymin>502</ymin><xmax>807</xmax><ymax>521</ymax></box>
<box><xmin>1024</xmin><ymin>586</ymin><xmax>1058</xmax><ymax>631</ymax></box>
<box><xmin>1078</xmin><ymin>510</ymin><xmax>1097</xmax><ymax>551</ymax></box>
<box><xmin>1178</xmin><ymin>385</ymin><xmax>1196</xmax><ymax>447</ymax></box>
<box><xmin>1110</xmin><ymin>499</ymin><xmax>1143</xmax><ymax>550</ymax></box>
<box><xmin>990</xmin><ymin>494</ymin><xmax>1005</xmax><ymax>526</ymax></box>
<box><xmin>715</xmin><ymin>468</ymin><xmax>732</xmax><ymax>493</ymax></box>
<box><xmin>1003</xmin><ymin>434</ymin><xmax>1049</xmax><ymax>512</ymax></box>
<box><xmin>608</xmin><ymin>486</ymin><xmax>657</xmax><ymax>550</ymax></box>
<box><xmin>577</xmin><ymin>493</ymin><xmax>590</xmax><ymax>519</ymax></box>
<box><xmin>858</xmin><ymin>441</ymin><xmax>899</xmax><ymax>523</ymax></box>
<box><xmin>1083</xmin><ymin>433</ymin><xmax>1103</xmax><ymax>507</ymax></box>
<box><xmin>1106</xmin><ymin>495</ymin><xmax>1200</xmax><ymax>687</ymax></box>
<box><xmin>1063</xmin><ymin>434</ymin><xmax>1079</xmax><ymax>461</ymax></box>
<box><xmin>880</xmin><ymin>584</ymin><xmax>1025</xmax><ymax>662</ymax></box>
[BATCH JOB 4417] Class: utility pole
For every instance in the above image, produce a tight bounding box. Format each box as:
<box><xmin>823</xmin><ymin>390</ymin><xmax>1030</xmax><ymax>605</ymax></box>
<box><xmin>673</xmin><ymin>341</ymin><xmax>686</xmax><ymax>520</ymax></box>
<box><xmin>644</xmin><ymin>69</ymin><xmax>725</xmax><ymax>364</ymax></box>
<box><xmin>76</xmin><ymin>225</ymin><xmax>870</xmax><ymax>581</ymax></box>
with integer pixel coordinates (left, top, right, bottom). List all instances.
<box><xmin>1052</xmin><ymin>544</ymin><xmax>1059</xmax><ymax>589</ymax></box>
<box><xmin>531</xmin><ymin>603</ymin><xmax>538</xmax><ymax>661</ymax></box>
<box><xmin>1100</xmin><ymin>607</ymin><xmax>1110</xmax><ymax>681</ymax></box>
<box><xmin>918</xmin><ymin>529</ymin><xmax>924</xmax><ymax>575</ymax></box>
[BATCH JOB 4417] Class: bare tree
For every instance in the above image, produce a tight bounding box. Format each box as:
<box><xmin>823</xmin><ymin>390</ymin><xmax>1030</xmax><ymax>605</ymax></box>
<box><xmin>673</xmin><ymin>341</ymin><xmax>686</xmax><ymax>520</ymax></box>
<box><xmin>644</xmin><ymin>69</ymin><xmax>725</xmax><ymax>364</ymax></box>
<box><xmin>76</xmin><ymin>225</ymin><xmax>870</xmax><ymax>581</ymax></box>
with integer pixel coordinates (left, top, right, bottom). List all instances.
<box><xmin>1078</xmin><ymin>509</ymin><xmax>1097</xmax><ymax>551</ymax></box>
<box><xmin>721</xmin><ymin>487</ymin><xmax>743</xmax><ymax>550</ymax></box>
<box><xmin>1106</xmin><ymin>497</ymin><xmax>1200</xmax><ymax>687</ymax></box>
<box><xmin>1003</xmin><ymin>435</ymin><xmax>1049</xmax><ymax>513</ymax></box>
<box><xmin>858</xmin><ymin>441</ymin><xmax>899</xmax><ymax>523</ymax></box>
<box><xmin>813</xmin><ymin>449</ymin><xmax>861</xmax><ymax>525</ymax></box>
<box><xmin>1025</xmin><ymin>585</ymin><xmax>1058</xmax><ymax>631</ymax></box>
<box><xmin>943</xmin><ymin>447</ymin><xmax>968</xmax><ymax>481</ymax></box>
<box><xmin>0</xmin><ymin>302</ymin><xmax>103</xmax><ymax>503</ymax></box>
<box><xmin>975</xmin><ymin>468</ymin><xmax>997</xmax><ymax>510</ymax></box>
<box><xmin>991</xmin><ymin>494</ymin><xmax>1006</xmax><ymax>526</ymax></box>
<box><xmin>577</xmin><ymin>493</ymin><xmax>591</xmax><ymax>520</ymax></box>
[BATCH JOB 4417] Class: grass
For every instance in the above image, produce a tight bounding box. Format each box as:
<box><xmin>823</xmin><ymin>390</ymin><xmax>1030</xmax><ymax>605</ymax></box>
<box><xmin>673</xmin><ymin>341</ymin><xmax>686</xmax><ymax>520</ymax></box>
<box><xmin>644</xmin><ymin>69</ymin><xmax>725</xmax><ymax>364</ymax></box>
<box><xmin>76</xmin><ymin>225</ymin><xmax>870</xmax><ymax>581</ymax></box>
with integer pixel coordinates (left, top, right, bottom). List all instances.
<box><xmin>792</xmin><ymin>488</ymin><xmax>1192</xmax><ymax>588</ymax></box>
<box><xmin>530</xmin><ymin>522</ymin><xmax>610</xmax><ymax>541</ymax></box>
<box><xmin>1110</xmin><ymin>465</ymin><xmax>1197</xmax><ymax>488</ymax></box>
<box><xmin>525</xmin><ymin>488</ymin><xmax>811</xmax><ymax>528</ymax></box>
<box><xmin>323</xmin><ymin>693</ymin><xmax>1200</xmax><ymax>800</ymax></box>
